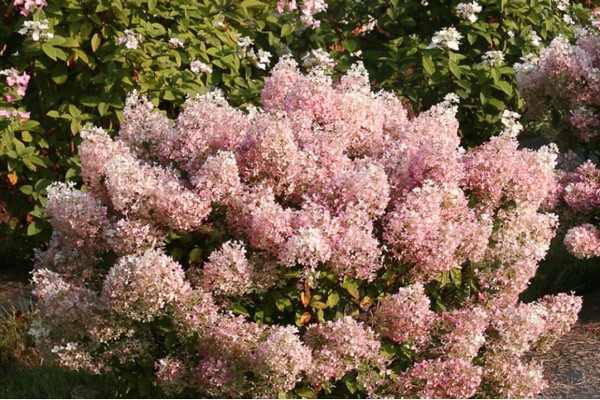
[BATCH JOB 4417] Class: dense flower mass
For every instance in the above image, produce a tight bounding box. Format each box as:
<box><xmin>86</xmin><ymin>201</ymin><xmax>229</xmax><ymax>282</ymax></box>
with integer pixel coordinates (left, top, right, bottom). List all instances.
<box><xmin>32</xmin><ymin>57</ymin><xmax>581</xmax><ymax>398</ymax></box>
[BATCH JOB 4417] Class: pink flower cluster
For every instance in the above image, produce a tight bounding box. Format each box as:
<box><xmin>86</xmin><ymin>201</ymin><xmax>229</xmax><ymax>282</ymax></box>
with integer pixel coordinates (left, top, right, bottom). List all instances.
<box><xmin>0</xmin><ymin>109</ymin><xmax>29</xmax><ymax>120</ymax></box>
<box><xmin>555</xmin><ymin>160</ymin><xmax>600</xmax><ymax>258</ymax></box>
<box><xmin>564</xmin><ymin>224</ymin><xmax>600</xmax><ymax>259</ymax></box>
<box><xmin>32</xmin><ymin>57</ymin><xmax>582</xmax><ymax>398</ymax></box>
<box><xmin>396</xmin><ymin>358</ymin><xmax>483</xmax><ymax>399</ymax></box>
<box><xmin>13</xmin><ymin>0</ymin><xmax>46</xmax><ymax>16</ymax></box>
<box><xmin>304</xmin><ymin>316</ymin><xmax>385</xmax><ymax>385</ymax></box>
<box><xmin>276</xmin><ymin>0</ymin><xmax>327</xmax><ymax>29</ymax></box>
<box><xmin>0</xmin><ymin>68</ymin><xmax>29</xmax><ymax>103</ymax></box>
<box><xmin>101</xmin><ymin>249</ymin><xmax>191</xmax><ymax>322</ymax></box>
<box><xmin>371</xmin><ymin>283</ymin><xmax>435</xmax><ymax>349</ymax></box>
<box><xmin>560</xmin><ymin>160</ymin><xmax>600</xmax><ymax>213</ymax></box>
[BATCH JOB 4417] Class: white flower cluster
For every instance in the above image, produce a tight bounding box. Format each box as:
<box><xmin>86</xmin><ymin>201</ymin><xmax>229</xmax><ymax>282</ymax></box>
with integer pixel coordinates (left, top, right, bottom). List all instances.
<box><xmin>555</xmin><ymin>0</ymin><xmax>569</xmax><ymax>11</ymax></box>
<box><xmin>27</xmin><ymin>318</ymin><xmax>50</xmax><ymax>346</ymax></box>
<box><xmin>301</xmin><ymin>48</ymin><xmax>335</xmax><ymax>69</ymax></box>
<box><xmin>482</xmin><ymin>50</ymin><xmax>505</xmax><ymax>67</ymax></box>
<box><xmin>428</xmin><ymin>27</ymin><xmax>463</xmax><ymax>51</ymax></box>
<box><xmin>168</xmin><ymin>38</ymin><xmax>184</xmax><ymax>48</ymax></box>
<box><xmin>441</xmin><ymin>93</ymin><xmax>461</xmax><ymax>114</ymax></box>
<box><xmin>248</xmin><ymin>48</ymin><xmax>272</xmax><ymax>70</ymax></box>
<box><xmin>236</xmin><ymin>34</ymin><xmax>253</xmax><ymax>48</ymax></box>
<box><xmin>118</xmin><ymin>29</ymin><xmax>142</xmax><ymax>50</ymax></box>
<box><xmin>190</xmin><ymin>60</ymin><xmax>212</xmax><ymax>75</ymax></box>
<box><xmin>529</xmin><ymin>31</ymin><xmax>541</xmax><ymax>47</ymax></box>
<box><xmin>501</xmin><ymin>110</ymin><xmax>523</xmax><ymax>137</ymax></box>
<box><xmin>455</xmin><ymin>2</ymin><xmax>482</xmax><ymax>24</ymax></box>
<box><xmin>18</xmin><ymin>19</ymin><xmax>53</xmax><ymax>41</ymax></box>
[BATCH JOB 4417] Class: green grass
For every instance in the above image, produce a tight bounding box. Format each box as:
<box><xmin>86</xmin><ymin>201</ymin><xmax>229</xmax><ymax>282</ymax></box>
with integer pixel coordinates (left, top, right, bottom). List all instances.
<box><xmin>0</xmin><ymin>363</ymin><xmax>119</xmax><ymax>399</ymax></box>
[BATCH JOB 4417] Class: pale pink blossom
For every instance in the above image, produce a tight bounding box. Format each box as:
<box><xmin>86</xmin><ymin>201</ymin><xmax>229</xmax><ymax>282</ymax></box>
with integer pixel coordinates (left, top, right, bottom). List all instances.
<box><xmin>564</xmin><ymin>224</ymin><xmax>600</xmax><ymax>259</ymax></box>
<box><xmin>13</xmin><ymin>0</ymin><xmax>47</xmax><ymax>15</ymax></box>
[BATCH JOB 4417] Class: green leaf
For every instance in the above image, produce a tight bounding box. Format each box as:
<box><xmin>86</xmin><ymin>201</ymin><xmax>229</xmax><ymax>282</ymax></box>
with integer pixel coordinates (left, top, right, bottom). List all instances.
<box><xmin>230</xmin><ymin>304</ymin><xmax>250</xmax><ymax>317</ymax></box>
<box><xmin>493</xmin><ymin>80</ymin><xmax>513</xmax><ymax>96</ymax></box>
<box><xmin>91</xmin><ymin>33</ymin><xmax>101</xmax><ymax>53</ymax></box>
<box><xmin>422</xmin><ymin>54</ymin><xmax>435</xmax><ymax>76</ymax></box>
<box><xmin>189</xmin><ymin>248</ymin><xmax>202</xmax><ymax>263</ymax></box>
<box><xmin>467</xmin><ymin>31</ymin><xmax>477</xmax><ymax>45</ymax></box>
<box><xmin>27</xmin><ymin>220</ymin><xmax>43</xmax><ymax>236</ymax></box>
<box><xmin>327</xmin><ymin>291</ymin><xmax>340</xmax><ymax>308</ymax></box>
<box><xmin>41</xmin><ymin>43</ymin><xmax>57</xmax><ymax>61</ymax></box>
<box><xmin>65</xmin><ymin>168</ymin><xmax>79</xmax><ymax>181</ymax></box>
<box><xmin>341</xmin><ymin>277</ymin><xmax>360</xmax><ymax>300</ymax></box>
<box><xmin>488</xmin><ymin>98</ymin><xmax>505</xmax><ymax>111</ymax></box>
<box><xmin>381</xmin><ymin>341</ymin><xmax>397</xmax><ymax>358</ymax></box>
<box><xmin>68</xmin><ymin>104</ymin><xmax>81</xmax><ymax>118</ymax></box>
<box><xmin>98</xmin><ymin>102</ymin><xmax>109</xmax><ymax>116</ymax></box>
<box><xmin>60</xmin><ymin>38</ymin><xmax>79</xmax><ymax>48</ymax></box>
<box><xmin>54</xmin><ymin>47</ymin><xmax>68</xmax><ymax>61</ymax></box>
<box><xmin>21</xmin><ymin>131</ymin><xmax>33</xmax><ymax>142</ymax></box>
<box><xmin>80</xmin><ymin>96</ymin><xmax>100</xmax><ymax>107</ymax></box>
<box><xmin>241</xmin><ymin>0</ymin><xmax>266</xmax><ymax>8</ymax></box>
<box><xmin>437</xmin><ymin>271</ymin><xmax>450</xmax><ymax>287</ymax></box>
<box><xmin>449</xmin><ymin>61</ymin><xmax>461</xmax><ymax>79</ymax></box>
<box><xmin>450</xmin><ymin>268</ymin><xmax>462</xmax><ymax>287</ymax></box>
<box><xmin>47</xmin><ymin>36</ymin><xmax>66</xmax><ymax>46</ymax></box>
<box><xmin>163</xmin><ymin>90</ymin><xmax>176</xmax><ymax>101</ymax></box>
<box><xmin>148</xmin><ymin>0</ymin><xmax>157</xmax><ymax>12</ymax></box>
<box><xmin>51</xmin><ymin>67</ymin><xmax>68</xmax><ymax>85</ymax></box>
<box><xmin>345</xmin><ymin>380</ymin><xmax>358</xmax><ymax>394</ymax></box>
<box><xmin>296</xmin><ymin>386</ymin><xmax>316</xmax><ymax>399</ymax></box>
<box><xmin>19</xmin><ymin>185</ymin><xmax>33</xmax><ymax>195</ymax></box>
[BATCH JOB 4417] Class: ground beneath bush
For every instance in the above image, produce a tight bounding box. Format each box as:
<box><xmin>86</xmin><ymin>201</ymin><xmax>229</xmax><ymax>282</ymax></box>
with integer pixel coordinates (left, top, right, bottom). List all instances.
<box><xmin>0</xmin><ymin>268</ymin><xmax>34</xmax><ymax>313</ymax></box>
<box><xmin>533</xmin><ymin>291</ymin><xmax>600</xmax><ymax>399</ymax></box>
<box><xmin>1</xmin><ymin>270</ymin><xmax>600</xmax><ymax>398</ymax></box>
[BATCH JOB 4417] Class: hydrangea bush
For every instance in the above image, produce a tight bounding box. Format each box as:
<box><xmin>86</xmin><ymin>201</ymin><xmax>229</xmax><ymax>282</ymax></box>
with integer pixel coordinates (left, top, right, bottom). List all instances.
<box><xmin>515</xmin><ymin>15</ymin><xmax>600</xmax><ymax>261</ymax></box>
<box><xmin>31</xmin><ymin>59</ymin><xmax>582</xmax><ymax>398</ymax></box>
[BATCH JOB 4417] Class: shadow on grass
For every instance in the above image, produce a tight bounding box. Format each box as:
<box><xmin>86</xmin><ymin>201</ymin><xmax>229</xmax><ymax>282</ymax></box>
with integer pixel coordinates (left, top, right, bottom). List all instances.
<box><xmin>0</xmin><ymin>363</ymin><xmax>120</xmax><ymax>399</ymax></box>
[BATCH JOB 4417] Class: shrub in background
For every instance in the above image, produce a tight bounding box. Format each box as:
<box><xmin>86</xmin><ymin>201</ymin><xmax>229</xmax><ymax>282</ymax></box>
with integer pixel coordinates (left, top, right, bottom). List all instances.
<box><xmin>279</xmin><ymin>0</ymin><xmax>588</xmax><ymax>145</ymax></box>
<box><xmin>30</xmin><ymin>59</ymin><xmax>581</xmax><ymax>398</ymax></box>
<box><xmin>515</xmin><ymin>14</ymin><xmax>600</xmax><ymax>267</ymax></box>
